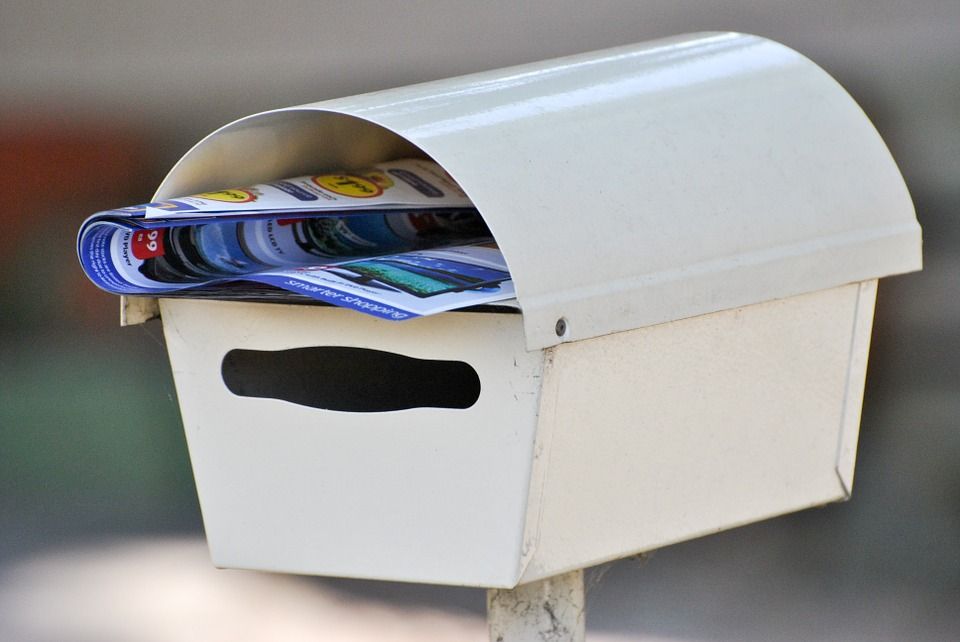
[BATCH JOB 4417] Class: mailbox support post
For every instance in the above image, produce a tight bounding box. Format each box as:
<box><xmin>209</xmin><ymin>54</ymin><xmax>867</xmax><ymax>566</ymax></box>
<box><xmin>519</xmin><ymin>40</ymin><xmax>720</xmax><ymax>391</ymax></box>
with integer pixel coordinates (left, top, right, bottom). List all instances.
<box><xmin>487</xmin><ymin>569</ymin><xmax>585</xmax><ymax>642</ymax></box>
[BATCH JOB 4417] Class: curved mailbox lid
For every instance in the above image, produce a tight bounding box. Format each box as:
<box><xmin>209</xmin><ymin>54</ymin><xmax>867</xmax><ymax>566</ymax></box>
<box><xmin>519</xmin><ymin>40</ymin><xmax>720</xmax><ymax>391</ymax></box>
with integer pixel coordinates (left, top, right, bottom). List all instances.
<box><xmin>154</xmin><ymin>32</ymin><xmax>922</xmax><ymax>350</ymax></box>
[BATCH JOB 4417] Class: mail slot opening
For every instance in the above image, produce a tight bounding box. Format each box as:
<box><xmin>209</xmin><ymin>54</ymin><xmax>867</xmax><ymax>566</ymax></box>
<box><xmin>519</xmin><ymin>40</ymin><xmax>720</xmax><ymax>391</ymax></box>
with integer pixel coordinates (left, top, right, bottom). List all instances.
<box><xmin>221</xmin><ymin>346</ymin><xmax>481</xmax><ymax>412</ymax></box>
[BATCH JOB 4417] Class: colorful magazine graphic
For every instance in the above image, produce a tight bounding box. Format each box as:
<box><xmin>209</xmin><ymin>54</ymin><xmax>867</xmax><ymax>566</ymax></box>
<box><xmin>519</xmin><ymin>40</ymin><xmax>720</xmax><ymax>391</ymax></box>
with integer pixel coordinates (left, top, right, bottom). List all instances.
<box><xmin>77</xmin><ymin>162</ymin><xmax>515</xmax><ymax>320</ymax></box>
<box><xmin>325</xmin><ymin>255</ymin><xmax>510</xmax><ymax>298</ymax></box>
<box><xmin>251</xmin><ymin>245</ymin><xmax>514</xmax><ymax>321</ymax></box>
<box><xmin>118</xmin><ymin>159</ymin><xmax>473</xmax><ymax>219</ymax></box>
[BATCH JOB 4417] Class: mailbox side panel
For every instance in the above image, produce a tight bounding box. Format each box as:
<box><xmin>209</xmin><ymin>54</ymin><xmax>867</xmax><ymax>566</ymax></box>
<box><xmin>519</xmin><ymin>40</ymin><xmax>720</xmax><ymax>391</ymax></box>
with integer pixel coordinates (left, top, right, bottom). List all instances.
<box><xmin>520</xmin><ymin>281</ymin><xmax>875</xmax><ymax>582</ymax></box>
<box><xmin>160</xmin><ymin>301</ymin><xmax>543</xmax><ymax>588</ymax></box>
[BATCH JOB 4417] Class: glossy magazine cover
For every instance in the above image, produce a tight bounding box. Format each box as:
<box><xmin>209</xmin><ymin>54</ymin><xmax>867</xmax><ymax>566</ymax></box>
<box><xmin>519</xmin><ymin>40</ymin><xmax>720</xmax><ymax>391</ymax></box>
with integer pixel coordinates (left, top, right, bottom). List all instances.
<box><xmin>77</xmin><ymin>160</ymin><xmax>514</xmax><ymax>319</ymax></box>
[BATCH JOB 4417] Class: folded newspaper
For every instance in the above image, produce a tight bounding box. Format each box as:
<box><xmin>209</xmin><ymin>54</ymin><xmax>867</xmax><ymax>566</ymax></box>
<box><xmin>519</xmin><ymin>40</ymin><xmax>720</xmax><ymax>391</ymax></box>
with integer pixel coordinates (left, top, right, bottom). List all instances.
<box><xmin>77</xmin><ymin>159</ymin><xmax>515</xmax><ymax>321</ymax></box>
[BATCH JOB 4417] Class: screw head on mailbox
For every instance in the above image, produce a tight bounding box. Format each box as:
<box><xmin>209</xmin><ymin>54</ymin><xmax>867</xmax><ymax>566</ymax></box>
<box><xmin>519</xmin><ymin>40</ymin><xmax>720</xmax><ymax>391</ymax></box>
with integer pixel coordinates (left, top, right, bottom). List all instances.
<box><xmin>130</xmin><ymin>32</ymin><xmax>921</xmax><ymax>603</ymax></box>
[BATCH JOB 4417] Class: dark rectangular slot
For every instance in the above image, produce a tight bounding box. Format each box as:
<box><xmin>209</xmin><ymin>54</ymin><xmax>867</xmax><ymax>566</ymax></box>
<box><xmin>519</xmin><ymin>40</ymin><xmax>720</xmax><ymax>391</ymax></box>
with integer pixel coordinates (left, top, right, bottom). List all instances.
<box><xmin>222</xmin><ymin>347</ymin><xmax>480</xmax><ymax>412</ymax></box>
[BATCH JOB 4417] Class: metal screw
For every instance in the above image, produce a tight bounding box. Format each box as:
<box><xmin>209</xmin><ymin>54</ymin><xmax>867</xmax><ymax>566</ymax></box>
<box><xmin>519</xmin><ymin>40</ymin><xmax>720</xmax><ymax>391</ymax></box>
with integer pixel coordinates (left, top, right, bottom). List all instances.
<box><xmin>555</xmin><ymin>317</ymin><xmax>568</xmax><ymax>337</ymax></box>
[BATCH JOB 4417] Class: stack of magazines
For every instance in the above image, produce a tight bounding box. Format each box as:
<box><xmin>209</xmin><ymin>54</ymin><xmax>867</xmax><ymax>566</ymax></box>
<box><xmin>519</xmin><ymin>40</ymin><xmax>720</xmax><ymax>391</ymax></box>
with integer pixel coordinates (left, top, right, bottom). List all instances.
<box><xmin>77</xmin><ymin>159</ymin><xmax>515</xmax><ymax>321</ymax></box>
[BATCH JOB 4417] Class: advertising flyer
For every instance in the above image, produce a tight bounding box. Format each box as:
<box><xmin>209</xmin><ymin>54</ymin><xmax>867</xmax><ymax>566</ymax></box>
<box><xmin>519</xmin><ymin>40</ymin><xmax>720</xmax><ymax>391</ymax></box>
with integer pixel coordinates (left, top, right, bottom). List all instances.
<box><xmin>112</xmin><ymin>158</ymin><xmax>474</xmax><ymax>220</ymax></box>
<box><xmin>77</xmin><ymin>160</ymin><xmax>515</xmax><ymax>320</ymax></box>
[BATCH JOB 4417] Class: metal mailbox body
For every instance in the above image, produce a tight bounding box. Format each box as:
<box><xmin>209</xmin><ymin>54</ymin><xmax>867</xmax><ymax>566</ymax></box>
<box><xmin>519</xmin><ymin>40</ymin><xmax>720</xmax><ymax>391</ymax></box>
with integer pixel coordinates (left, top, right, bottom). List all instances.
<box><xmin>140</xmin><ymin>32</ymin><xmax>921</xmax><ymax>587</ymax></box>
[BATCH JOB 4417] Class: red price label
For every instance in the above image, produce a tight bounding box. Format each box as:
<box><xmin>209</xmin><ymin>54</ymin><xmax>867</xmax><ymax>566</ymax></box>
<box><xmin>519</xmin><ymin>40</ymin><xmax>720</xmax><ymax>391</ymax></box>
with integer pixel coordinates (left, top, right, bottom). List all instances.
<box><xmin>131</xmin><ymin>229</ymin><xmax>165</xmax><ymax>259</ymax></box>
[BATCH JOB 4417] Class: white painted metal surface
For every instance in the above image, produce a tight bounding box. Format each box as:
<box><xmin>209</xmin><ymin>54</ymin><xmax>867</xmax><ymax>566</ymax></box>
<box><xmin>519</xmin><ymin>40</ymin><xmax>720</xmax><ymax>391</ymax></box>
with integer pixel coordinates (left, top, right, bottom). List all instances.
<box><xmin>161</xmin><ymin>300</ymin><xmax>544</xmax><ymax>587</ymax></box>
<box><xmin>487</xmin><ymin>570</ymin><xmax>585</xmax><ymax>642</ymax></box>
<box><xmin>145</xmin><ymin>31</ymin><xmax>921</xmax><ymax>590</ymax></box>
<box><xmin>159</xmin><ymin>280</ymin><xmax>877</xmax><ymax>587</ymax></box>
<box><xmin>517</xmin><ymin>280</ymin><xmax>876</xmax><ymax>583</ymax></box>
<box><xmin>135</xmin><ymin>31</ymin><xmax>920</xmax><ymax>349</ymax></box>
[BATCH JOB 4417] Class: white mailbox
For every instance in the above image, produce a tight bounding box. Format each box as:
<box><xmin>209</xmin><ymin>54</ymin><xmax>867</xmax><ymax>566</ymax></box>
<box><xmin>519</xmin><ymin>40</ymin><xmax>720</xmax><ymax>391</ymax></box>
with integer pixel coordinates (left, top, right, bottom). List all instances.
<box><xmin>131</xmin><ymin>32</ymin><xmax>921</xmax><ymax>588</ymax></box>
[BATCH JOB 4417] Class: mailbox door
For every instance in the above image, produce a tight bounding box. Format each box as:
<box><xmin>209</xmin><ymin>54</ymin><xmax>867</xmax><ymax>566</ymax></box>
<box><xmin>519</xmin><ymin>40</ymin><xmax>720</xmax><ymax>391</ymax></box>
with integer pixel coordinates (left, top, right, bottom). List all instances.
<box><xmin>161</xmin><ymin>300</ymin><xmax>543</xmax><ymax>587</ymax></box>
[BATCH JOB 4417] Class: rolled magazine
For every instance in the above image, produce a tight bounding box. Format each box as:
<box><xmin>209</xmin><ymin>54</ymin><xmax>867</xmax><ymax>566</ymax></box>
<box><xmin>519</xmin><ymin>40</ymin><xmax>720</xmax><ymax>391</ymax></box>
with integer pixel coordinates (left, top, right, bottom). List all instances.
<box><xmin>78</xmin><ymin>159</ymin><xmax>515</xmax><ymax>320</ymax></box>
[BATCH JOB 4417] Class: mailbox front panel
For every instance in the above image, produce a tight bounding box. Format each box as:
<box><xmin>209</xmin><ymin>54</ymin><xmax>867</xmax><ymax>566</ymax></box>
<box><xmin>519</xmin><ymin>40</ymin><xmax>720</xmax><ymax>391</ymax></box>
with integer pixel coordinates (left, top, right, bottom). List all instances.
<box><xmin>161</xmin><ymin>300</ymin><xmax>542</xmax><ymax>587</ymax></box>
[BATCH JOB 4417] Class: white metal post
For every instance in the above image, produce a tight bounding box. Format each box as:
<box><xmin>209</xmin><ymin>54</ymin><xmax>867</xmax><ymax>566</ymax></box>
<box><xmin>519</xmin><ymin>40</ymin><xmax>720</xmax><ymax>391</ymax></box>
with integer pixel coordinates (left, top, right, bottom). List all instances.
<box><xmin>486</xmin><ymin>569</ymin><xmax>585</xmax><ymax>642</ymax></box>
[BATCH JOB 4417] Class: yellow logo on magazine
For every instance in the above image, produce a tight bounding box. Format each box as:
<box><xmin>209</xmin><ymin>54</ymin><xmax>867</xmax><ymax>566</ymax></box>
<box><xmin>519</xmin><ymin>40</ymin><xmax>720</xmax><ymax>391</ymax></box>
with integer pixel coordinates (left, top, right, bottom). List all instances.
<box><xmin>196</xmin><ymin>189</ymin><xmax>257</xmax><ymax>203</ymax></box>
<box><xmin>312</xmin><ymin>174</ymin><xmax>384</xmax><ymax>198</ymax></box>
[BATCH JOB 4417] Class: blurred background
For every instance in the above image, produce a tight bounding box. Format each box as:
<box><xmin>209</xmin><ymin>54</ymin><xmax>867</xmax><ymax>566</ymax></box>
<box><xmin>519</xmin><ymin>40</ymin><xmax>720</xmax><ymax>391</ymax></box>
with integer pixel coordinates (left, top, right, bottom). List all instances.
<box><xmin>0</xmin><ymin>2</ymin><xmax>957</xmax><ymax>640</ymax></box>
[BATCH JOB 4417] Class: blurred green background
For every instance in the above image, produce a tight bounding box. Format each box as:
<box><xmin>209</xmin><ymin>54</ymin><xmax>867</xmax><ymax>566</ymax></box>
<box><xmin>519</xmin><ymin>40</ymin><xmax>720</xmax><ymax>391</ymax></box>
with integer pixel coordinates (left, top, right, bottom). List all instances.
<box><xmin>1</xmin><ymin>2</ymin><xmax>957</xmax><ymax>640</ymax></box>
